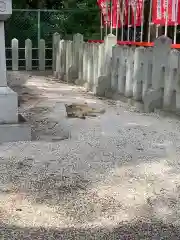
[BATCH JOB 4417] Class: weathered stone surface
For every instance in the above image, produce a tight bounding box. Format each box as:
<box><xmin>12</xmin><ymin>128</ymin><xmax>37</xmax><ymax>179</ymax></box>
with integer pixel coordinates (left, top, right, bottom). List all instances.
<box><xmin>67</xmin><ymin>65</ymin><xmax>78</xmax><ymax>83</ymax></box>
<box><xmin>143</xmin><ymin>88</ymin><xmax>163</xmax><ymax>112</ymax></box>
<box><xmin>93</xmin><ymin>76</ymin><xmax>111</xmax><ymax>96</ymax></box>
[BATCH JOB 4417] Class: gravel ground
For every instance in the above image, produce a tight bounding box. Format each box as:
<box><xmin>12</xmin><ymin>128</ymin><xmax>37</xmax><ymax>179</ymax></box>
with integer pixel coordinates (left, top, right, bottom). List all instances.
<box><xmin>1</xmin><ymin>71</ymin><xmax>180</xmax><ymax>239</ymax></box>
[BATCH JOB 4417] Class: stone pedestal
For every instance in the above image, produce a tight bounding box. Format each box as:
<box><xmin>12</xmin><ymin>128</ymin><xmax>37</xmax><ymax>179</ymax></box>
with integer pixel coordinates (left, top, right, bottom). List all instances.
<box><xmin>0</xmin><ymin>87</ymin><xmax>18</xmax><ymax>123</ymax></box>
<box><xmin>0</xmin><ymin>0</ymin><xmax>31</xmax><ymax>143</ymax></box>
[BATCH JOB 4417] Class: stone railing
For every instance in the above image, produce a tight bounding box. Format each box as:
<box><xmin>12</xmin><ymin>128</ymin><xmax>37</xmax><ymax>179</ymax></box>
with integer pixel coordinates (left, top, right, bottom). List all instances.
<box><xmin>54</xmin><ymin>33</ymin><xmax>180</xmax><ymax>113</ymax></box>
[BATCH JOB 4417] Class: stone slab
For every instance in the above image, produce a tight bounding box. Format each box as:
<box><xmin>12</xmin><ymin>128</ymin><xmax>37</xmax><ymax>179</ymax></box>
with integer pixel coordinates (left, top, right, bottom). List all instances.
<box><xmin>0</xmin><ymin>86</ymin><xmax>18</xmax><ymax>123</ymax></box>
<box><xmin>0</xmin><ymin>114</ymin><xmax>31</xmax><ymax>143</ymax></box>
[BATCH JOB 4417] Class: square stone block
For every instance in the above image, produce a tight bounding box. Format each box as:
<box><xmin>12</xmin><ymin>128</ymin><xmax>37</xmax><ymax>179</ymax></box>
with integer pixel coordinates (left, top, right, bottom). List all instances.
<box><xmin>0</xmin><ymin>86</ymin><xmax>18</xmax><ymax>123</ymax></box>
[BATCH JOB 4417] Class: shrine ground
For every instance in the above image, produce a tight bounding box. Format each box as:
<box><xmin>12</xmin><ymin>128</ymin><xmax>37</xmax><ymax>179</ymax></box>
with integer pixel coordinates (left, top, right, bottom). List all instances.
<box><xmin>1</xmin><ymin>71</ymin><xmax>180</xmax><ymax>239</ymax></box>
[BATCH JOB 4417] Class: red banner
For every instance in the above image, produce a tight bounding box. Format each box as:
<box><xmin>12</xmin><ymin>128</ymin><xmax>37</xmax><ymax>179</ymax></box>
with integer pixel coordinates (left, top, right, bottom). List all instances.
<box><xmin>97</xmin><ymin>0</ymin><xmax>126</xmax><ymax>28</ymax></box>
<box><xmin>129</xmin><ymin>0</ymin><xmax>143</xmax><ymax>26</ymax></box>
<box><xmin>112</xmin><ymin>0</ymin><xmax>130</xmax><ymax>28</ymax></box>
<box><xmin>97</xmin><ymin>0</ymin><xmax>111</xmax><ymax>26</ymax></box>
<box><xmin>97</xmin><ymin>0</ymin><xmax>143</xmax><ymax>28</ymax></box>
<box><xmin>152</xmin><ymin>0</ymin><xmax>180</xmax><ymax>25</ymax></box>
<box><xmin>112</xmin><ymin>0</ymin><xmax>122</xmax><ymax>28</ymax></box>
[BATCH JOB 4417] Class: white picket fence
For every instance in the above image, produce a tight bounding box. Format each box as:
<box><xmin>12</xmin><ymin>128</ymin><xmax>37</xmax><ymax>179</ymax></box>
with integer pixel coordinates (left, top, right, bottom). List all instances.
<box><xmin>6</xmin><ymin>33</ymin><xmax>60</xmax><ymax>71</ymax></box>
<box><xmin>54</xmin><ymin>33</ymin><xmax>180</xmax><ymax>113</ymax></box>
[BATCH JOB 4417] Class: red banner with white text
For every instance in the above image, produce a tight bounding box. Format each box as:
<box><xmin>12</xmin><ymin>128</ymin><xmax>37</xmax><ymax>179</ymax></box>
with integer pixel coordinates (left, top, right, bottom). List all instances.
<box><xmin>97</xmin><ymin>0</ymin><xmax>125</xmax><ymax>28</ymax></box>
<box><xmin>152</xmin><ymin>0</ymin><xmax>180</xmax><ymax>25</ymax></box>
<box><xmin>129</xmin><ymin>0</ymin><xmax>143</xmax><ymax>26</ymax></box>
<box><xmin>97</xmin><ymin>0</ymin><xmax>143</xmax><ymax>28</ymax></box>
<box><xmin>97</xmin><ymin>0</ymin><xmax>111</xmax><ymax>26</ymax></box>
<box><xmin>112</xmin><ymin>0</ymin><xmax>121</xmax><ymax>28</ymax></box>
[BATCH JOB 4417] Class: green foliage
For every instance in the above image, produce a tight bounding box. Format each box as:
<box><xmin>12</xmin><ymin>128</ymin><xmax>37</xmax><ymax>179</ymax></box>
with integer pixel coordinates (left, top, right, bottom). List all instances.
<box><xmin>9</xmin><ymin>0</ymin><xmax>180</xmax><ymax>45</ymax></box>
<box><xmin>6</xmin><ymin>0</ymin><xmax>100</xmax><ymax>47</ymax></box>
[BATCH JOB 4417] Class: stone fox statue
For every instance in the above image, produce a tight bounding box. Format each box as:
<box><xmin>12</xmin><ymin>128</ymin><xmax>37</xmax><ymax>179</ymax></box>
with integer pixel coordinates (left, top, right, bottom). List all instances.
<box><xmin>65</xmin><ymin>103</ymin><xmax>105</xmax><ymax>119</ymax></box>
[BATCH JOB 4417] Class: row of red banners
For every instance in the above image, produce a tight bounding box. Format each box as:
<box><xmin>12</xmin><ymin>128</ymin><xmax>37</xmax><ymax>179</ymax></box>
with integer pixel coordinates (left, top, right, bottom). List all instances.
<box><xmin>97</xmin><ymin>0</ymin><xmax>180</xmax><ymax>27</ymax></box>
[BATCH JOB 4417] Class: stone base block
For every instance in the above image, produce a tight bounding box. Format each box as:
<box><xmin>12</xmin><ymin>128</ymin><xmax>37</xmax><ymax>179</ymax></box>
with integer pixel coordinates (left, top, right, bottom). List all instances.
<box><xmin>93</xmin><ymin>76</ymin><xmax>111</xmax><ymax>96</ymax></box>
<box><xmin>0</xmin><ymin>114</ymin><xmax>31</xmax><ymax>143</ymax></box>
<box><xmin>74</xmin><ymin>79</ymin><xmax>86</xmax><ymax>86</ymax></box>
<box><xmin>143</xmin><ymin>88</ymin><xmax>163</xmax><ymax>113</ymax></box>
<box><xmin>0</xmin><ymin>86</ymin><xmax>18</xmax><ymax>123</ymax></box>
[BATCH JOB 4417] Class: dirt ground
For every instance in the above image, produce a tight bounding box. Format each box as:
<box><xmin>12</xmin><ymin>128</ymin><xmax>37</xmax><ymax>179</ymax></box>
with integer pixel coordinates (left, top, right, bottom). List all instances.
<box><xmin>1</xmin><ymin>71</ymin><xmax>180</xmax><ymax>239</ymax></box>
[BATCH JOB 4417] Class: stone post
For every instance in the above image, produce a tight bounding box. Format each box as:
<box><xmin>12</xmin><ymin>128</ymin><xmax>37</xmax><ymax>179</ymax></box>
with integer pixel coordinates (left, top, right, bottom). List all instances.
<box><xmin>0</xmin><ymin>0</ymin><xmax>31</xmax><ymax>142</ymax></box>
<box><xmin>12</xmin><ymin>38</ymin><xmax>19</xmax><ymax>71</ymax></box>
<box><xmin>39</xmin><ymin>39</ymin><xmax>45</xmax><ymax>71</ymax></box>
<box><xmin>73</xmin><ymin>33</ymin><xmax>84</xmax><ymax>79</ymax></box>
<box><xmin>111</xmin><ymin>45</ymin><xmax>120</xmax><ymax>90</ymax></box>
<box><xmin>0</xmin><ymin>21</ymin><xmax>7</xmax><ymax>87</ymax></box>
<box><xmin>117</xmin><ymin>46</ymin><xmax>128</xmax><ymax>94</ymax></box>
<box><xmin>125</xmin><ymin>47</ymin><xmax>135</xmax><ymax>97</ymax></box>
<box><xmin>163</xmin><ymin>50</ymin><xmax>179</xmax><ymax>110</ymax></box>
<box><xmin>83</xmin><ymin>42</ymin><xmax>88</xmax><ymax>82</ymax></box>
<box><xmin>143</xmin><ymin>36</ymin><xmax>172</xmax><ymax>112</ymax></box>
<box><xmin>142</xmin><ymin>48</ymin><xmax>153</xmax><ymax>99</ymax></box>
<box><xmin>94</xmin><ymin>34</ymin><xmax>116</xmax><ymax>96</ymax></box>
<box><xmin>176</xmin><ymin>55</ymin><xmax>180</xmax><ymax>111</ymax></box>
<box><xmin>104</xmin><ymin>34</ymin><xmax>117</xmax><ymax>77</ymax></box>
<box><xmin>65</xmin><ymin>40</ymin><xmax>73</xmax><ymax>82</ymax></box>
<box><xmin>52</xmin><ymin>32</ymin><xmax>60</xmax><ymax>72</ymax></box>
<box><xmin>133</xmin><ymin>47</ymin><xmax>145</xmax><ymax>101</ymax></box>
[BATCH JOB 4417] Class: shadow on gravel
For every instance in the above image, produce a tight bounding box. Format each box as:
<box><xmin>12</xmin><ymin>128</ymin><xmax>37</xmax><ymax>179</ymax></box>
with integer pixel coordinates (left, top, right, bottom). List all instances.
<box><xmin>0</xmin><ymin>219</ymin><xmax>180</xmax><ymax>239</ymax></box>
<box><xmin>1</xmin><ymin>158</ymin><xmax>180</xmax><ymax>239</ymax></box>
